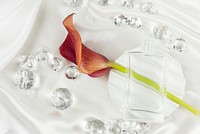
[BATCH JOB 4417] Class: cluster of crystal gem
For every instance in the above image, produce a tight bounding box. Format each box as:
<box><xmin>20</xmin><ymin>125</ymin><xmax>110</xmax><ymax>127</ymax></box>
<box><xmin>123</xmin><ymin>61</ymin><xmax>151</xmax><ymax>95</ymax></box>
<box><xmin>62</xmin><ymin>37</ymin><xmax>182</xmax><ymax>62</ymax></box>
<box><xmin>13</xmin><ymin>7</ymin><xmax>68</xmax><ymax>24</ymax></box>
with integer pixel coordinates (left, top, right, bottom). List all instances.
<box><xmin>13</xmin><ymin>46</ymin><xmax>79</xmax><ymax>110</ymax></box>
<box><xmin>153</xmin><ymin>25</ymin><xmax>187</xmax><ymax>52</ymax></box>
<box><xmin>13</xmin><ymin>46</ymin><xmax>64</xmax><ymax>90</ymax></box>
<box><xmin>97</xmin><ymin>0</ymin><xmax>156</xmax><ymax>15</ymax></box>
<box><xmin>66</xmin><ymin>0</ymin><xmax>187</xmax><ymax>52</ymax></box>
<box><xmin>122</xmin><ymin>0</ymin><xmax>156</xmax><ymax>15</ymax></box>
<box><xmin>114</xmin><ymin>15</ymin><xmax>142</xmax><ymax>29</ymax></box>
<box><xmin>122</xmin><ymin>0</ymin><xmax>138</xmax><ymax>9</ymax></box>
<box><xmin>84</xmin><ymin>119</ymin><xmax>149</xmax><ymax>134</ymax></box>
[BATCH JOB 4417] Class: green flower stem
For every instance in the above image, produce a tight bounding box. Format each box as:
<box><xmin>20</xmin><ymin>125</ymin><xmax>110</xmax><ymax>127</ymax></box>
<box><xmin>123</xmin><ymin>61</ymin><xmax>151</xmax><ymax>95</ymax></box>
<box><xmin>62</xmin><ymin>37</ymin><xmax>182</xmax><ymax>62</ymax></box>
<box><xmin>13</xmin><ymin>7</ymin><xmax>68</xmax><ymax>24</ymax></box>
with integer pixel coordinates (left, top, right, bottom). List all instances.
<box><xmin>110</xmin><ymin>62</ymin><xmax>200</xmax><ymax>116</ymax></box>
<box><xmin>166</xmin><ymin>91</ymin><xmax>199</xmax><ymax>116</ymax></box>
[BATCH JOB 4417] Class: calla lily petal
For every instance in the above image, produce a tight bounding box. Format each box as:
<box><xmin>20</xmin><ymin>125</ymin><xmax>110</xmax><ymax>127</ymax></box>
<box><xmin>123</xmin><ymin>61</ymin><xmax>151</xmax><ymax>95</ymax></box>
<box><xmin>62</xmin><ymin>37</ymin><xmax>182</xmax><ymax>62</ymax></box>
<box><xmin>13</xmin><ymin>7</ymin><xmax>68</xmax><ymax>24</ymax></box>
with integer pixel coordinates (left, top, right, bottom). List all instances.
<box><xmin>59</xmin><ymin>34</ymin><xmax>76</xmax><ymax>64</ymax></box>
<box><xmin>89</xmin><ymin>68</ymin><xmax>111</xmax><ymax>77</ymax></box>
<box><xmin>62</xmin><ymin>13</ymin><xmax>82</xmax><ymax>67</ymax></box>
<box><xmin>59</xmin><ymin>14</ymin><xmax>111</xmax><ymax>77</ymax></box>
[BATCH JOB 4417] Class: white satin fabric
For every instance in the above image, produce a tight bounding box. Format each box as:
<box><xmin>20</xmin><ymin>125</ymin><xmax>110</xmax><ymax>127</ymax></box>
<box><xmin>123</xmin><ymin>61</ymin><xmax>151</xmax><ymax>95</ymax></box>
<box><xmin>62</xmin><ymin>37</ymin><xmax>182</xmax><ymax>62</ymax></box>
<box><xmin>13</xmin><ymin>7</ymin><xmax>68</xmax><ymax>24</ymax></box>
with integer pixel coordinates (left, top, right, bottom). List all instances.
<box><xmin>1</xmin><ymin>0</ymin><xmax>200</xmax><ymax>134</ymax></box>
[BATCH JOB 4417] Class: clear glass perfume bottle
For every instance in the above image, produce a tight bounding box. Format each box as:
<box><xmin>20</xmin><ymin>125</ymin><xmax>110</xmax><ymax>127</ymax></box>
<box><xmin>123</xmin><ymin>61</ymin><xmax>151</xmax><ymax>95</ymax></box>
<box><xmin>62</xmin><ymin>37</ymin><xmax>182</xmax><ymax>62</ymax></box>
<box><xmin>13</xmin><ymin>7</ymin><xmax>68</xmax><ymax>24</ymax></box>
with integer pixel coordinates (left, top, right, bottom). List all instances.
<box><xmin>123</xmin><ymin>43</ymin><xmax>168</xmax><ymax>123</ymax></box>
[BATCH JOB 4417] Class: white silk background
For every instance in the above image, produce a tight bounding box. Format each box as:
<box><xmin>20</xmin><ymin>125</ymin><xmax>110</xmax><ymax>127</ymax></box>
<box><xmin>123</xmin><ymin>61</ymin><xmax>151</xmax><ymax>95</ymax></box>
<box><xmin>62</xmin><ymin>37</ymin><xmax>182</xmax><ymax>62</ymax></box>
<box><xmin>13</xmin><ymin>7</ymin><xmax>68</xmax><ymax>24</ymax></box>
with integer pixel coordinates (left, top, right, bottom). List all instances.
<box><xmin>1</xmin><ymin>0</ymin><xmax>200</xmax><ymax>134</ymax></box>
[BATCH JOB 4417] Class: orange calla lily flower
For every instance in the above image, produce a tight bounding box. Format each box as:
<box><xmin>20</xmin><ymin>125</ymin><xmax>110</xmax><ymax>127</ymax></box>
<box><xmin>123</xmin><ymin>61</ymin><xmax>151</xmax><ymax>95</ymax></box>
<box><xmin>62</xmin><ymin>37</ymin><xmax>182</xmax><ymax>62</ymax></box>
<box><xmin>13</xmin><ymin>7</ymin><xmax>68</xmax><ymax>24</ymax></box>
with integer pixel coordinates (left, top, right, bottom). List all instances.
<box><xmin>59</xmin><ymin>14</ymin><xmax>112</xmax><ymax>77</ymax></box>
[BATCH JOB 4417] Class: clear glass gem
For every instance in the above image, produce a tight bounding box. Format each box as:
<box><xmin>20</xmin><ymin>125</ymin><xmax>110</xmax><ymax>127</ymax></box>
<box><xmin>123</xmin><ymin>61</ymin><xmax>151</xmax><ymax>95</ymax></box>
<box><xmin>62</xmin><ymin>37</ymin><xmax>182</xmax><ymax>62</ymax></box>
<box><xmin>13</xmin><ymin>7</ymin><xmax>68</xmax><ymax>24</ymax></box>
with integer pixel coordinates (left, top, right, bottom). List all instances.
<box><xmin>65</xmin><ymin>0</ymin><xmax>83</xmax><ymax>8</ymax></box>
<box><xmin>65</xmin><ymin>66</ymin><xmax>79</xmax><ymax>79</ymax></box>
<box><xmin>51</xmin><ymin>88</ymin><xmax>73</xmax><ymax>110</ymax></box>
<box><xmin>127</xmin><ymin>17</ymin><xmax>142</xmax><ymax>28</ymax></box>
<box><xmin>122</xmin><ymin>0</ymin><xmax>137</xmax><ymax>9</ymax></box>
<box><xmin>50</xmin><ymin>57</ymin><xmax>63</xmax><ymax>71</ymax></box>
<box><xmin>98</xmin><ymin>0</ymin><xmax>110</xmax><ymax>6</ymax></box>
<box><xmin>35</xmin><ymin>47</ymin><xmax>54</xmax><ymax>63</ymax></box>
<box><xmin>13</xmin><ymin>69</ymin><xmax>36</xmax><ymax>90</ymax></box>
<box><xmin>172</xmin><ymin>38</ymin><xmax>187</xmax><ymax>52</ymax></box>
<box><xmin>114</xmin><ymin>15</ymin><xmax>128</xmax><ymax>27</ymax></box>
<box><xmin>85</xmin><ymin>119</ymin><xmax>106</xmax><ymax>134</ymax></box>
<box><xmin>153</xmin><ymin>26</ymin><xmax>169</xmax><ymax>39</ymax></box>
<box><xmin>106</xmin><ymin>120</ymin><xmax>148</xmax><ymax>134</ymax></box>
<box><xmin>19</xmin><ymin>54</ymin><xmax>38</xmax><ymax>71</ymax></box>
<box><xmin>121</xmin><ymin>120</ymin><xmax>133</xmax><ymax>134</ymax></box>
<box><xmin>136</xmin><ymin>122</ymin><xmax>148</xmax><ymax>133</ymax></box>
<box><xmin>142</xmin><ymin>2</ymin><xmax>156</xmax><ymax>15</ymax></box>
<box><xmin>106</xmin><ymin>120</ymin><xmax>122</xmax><ymax>134</ymax></box>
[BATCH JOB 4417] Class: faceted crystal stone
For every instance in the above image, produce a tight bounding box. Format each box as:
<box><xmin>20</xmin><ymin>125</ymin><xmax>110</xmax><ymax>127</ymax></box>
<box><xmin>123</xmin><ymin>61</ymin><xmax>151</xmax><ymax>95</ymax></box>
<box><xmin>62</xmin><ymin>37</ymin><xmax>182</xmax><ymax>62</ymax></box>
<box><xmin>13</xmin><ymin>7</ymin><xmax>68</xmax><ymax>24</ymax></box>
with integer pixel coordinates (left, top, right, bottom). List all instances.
<box><xmin>137</xmin><ymin>122</ymin><xmax>148</xmax><ymax>133</ymax></box>
<box><xmin>114</xmin><ymin>15</ymin><xmax>128</xmax><ymax>27</ymax></box>
<box><xmin>13</xmin><ymin>69</ymin><xmax>36</xmax><ymax>90</ymax></box>
<box><xmin>51</xmin><ymin>88</ymin><xmax>73</xmax><ymax>110</ymax></box>
<box><xmin>133</xmin><ymin>122</ymin><xmax>149</xmax><ymax>134</ymax></box>
<box><xmin>153</xmin><ymin>26</ymin><xmax>169</xmax><ymax>40</ymax></box>
<box><xmin>142</xmin><ymin>2</ymin><xmax>156</xmax><ymax>15</ymax></box>
<box><xmin>65</xmin><ymin>66</ymin><xmax>79</xmax><ymax>79</ymax></box>
<box><xmin>65</xmin><ymin>0</ymin><xmax>83</xmax><ymax>8</ymax></box>
<box><xmin>50</xmin><ymin>57</ymin><xmax>63</xmax><ymax>71</ymax></box>
<box><xmin>172</xmin><ymin>38</ymin><xmax>187</xmax><ymax>52</ymax></box>
<box><xmin>85</xmin><ymin>119</ymin><xmax>106</xmax><ymax>134</ymax></box>
<box><xmin>121</xmin><ymin>120</ymin><xmax>133</xmax><ymax>134</ymax></box>
<box><xmin>106</xmin><ymin>120</ymin><xmax>148</xmax><ymax>134</ymax></box>
<box><xmin>98</xmin><ymin>0</ymin><xmax>110</xmax><ymax>6</ymax></box>
<box><xmin>35</xmin><ymin>47</ymin><xmax>54</xmax><ymax>63</ymax></box>
<box><xmin>122</xmin><ymin>0</ymin><xmax>137</xmax><ymax>9</ymax></box>
<box><xmin>106</xmin><ymin>120</ymin><xmax>122</xmax><ymax>134</ymax></box>
<box><xmin>128</xmin><ymin>17</ymin><xmax>142</xmax><ymax>28</ymax></box>
<box><xmin>19</xmin><ymin>54</ymin><xmax>38</xmax><ymax>71</ymax></box>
